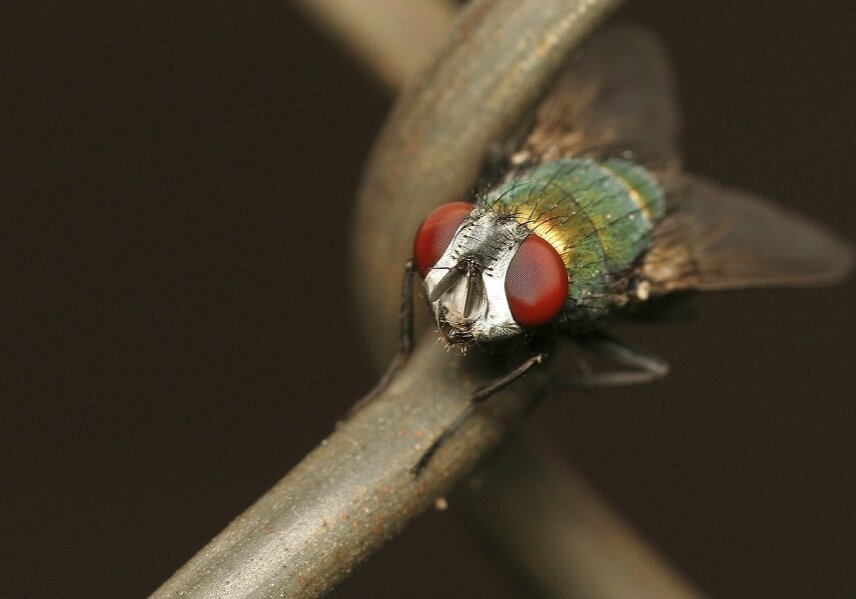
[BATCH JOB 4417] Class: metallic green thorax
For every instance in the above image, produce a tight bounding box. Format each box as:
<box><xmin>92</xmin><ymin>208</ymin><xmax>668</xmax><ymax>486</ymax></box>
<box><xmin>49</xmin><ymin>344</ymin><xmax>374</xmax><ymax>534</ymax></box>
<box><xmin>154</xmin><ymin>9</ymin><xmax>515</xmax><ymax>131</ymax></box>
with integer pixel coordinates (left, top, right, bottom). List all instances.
<box><xmin>482</xmin><ymin>157</ymin><xmax>666</xmax><ymax>320</ymax></box>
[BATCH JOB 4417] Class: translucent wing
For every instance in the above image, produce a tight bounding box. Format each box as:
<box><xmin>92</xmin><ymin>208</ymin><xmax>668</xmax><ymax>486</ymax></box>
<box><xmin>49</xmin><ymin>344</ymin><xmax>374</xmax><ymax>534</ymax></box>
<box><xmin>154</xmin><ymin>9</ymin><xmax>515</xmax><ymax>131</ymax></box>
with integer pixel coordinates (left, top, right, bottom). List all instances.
<box><xmin>641</xmin><ymin>176</ymin><xmax>854</xmax><ymax>293</ymax></box>
<box><xmin>513</xmin><ymin>25</ymin><xmax>681</xmax><ymax>182</ymax></box>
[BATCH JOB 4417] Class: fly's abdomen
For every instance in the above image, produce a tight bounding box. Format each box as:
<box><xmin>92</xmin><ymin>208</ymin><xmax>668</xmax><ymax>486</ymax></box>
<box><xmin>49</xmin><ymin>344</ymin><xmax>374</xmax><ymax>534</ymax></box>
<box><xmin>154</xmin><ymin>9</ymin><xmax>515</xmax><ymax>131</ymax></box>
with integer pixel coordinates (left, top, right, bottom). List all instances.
<box><xmin>483</xmin><ymin>157</ymin><xmax>665</xmax><ymax>316</ymax></box>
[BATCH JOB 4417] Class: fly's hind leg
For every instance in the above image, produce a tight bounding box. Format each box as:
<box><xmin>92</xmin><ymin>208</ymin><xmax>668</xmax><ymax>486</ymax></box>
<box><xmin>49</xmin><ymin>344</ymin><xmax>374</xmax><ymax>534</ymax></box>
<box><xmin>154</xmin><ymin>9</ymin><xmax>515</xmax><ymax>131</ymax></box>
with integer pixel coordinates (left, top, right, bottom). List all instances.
<box><xmin>553</xmin><ymin>332</ymin><xmax>669</xmax><ymax>390</ymax></box>
<box><xmin>348</xmin><ymin>259</ymin><xmax>415</xmax><ymax>416</ymax></box>
<box><xmin>412</xmin><ymin>350</ymin><xmax>548</xmax><ymax>478</ymax></box>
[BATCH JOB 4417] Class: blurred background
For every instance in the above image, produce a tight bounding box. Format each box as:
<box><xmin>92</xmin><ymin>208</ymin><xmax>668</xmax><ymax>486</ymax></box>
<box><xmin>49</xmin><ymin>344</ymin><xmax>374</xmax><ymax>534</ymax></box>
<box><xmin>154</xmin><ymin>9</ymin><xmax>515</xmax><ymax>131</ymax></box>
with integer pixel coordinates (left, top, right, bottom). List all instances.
<box><xmin>3</xmin><ymin>1</ymin><xmax>854</xmax><ymax>597</ymax></box>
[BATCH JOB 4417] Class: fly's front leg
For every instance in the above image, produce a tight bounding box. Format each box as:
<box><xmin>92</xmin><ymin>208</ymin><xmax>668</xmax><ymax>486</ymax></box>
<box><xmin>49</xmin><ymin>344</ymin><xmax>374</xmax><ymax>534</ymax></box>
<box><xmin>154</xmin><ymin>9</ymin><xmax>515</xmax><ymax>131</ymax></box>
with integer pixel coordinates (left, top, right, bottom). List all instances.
<box><xmin>412</xmin><ymin>350</ymin><xmax>548</xmax><ymax>478</ymax></box>
<box><xmin>553</xmin><ymin>332</ymin><xmax>669</xmax><ymax>390</ymax></box>
<box><xmin>348</xmin><ymin>259</ymin><xmax>415</xmax><ymax>416</ymax></box>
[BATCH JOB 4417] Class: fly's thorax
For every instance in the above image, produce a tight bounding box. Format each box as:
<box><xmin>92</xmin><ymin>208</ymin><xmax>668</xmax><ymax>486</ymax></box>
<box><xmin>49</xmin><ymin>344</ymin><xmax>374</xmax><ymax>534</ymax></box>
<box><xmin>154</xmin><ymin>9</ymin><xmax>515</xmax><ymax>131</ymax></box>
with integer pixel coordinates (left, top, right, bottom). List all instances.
<box><xmin>485</xmin><ymin>157</ymin><xmax>666</xmax><ymax>319</ymax></box>
<box><xmin>424</xmin><ymin>209</ymin><xmax>529</xmax><ymax>345</ymax></box>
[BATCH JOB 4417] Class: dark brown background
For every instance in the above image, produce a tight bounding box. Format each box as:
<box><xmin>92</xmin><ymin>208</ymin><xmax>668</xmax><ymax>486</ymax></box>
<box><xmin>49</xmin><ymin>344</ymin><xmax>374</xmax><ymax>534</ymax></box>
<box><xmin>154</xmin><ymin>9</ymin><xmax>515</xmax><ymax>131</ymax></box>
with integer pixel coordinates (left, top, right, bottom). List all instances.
<box><xmin>3</xmin><ymin>2</ymin><xmax>855</xmax><ymax>597</ymax></box>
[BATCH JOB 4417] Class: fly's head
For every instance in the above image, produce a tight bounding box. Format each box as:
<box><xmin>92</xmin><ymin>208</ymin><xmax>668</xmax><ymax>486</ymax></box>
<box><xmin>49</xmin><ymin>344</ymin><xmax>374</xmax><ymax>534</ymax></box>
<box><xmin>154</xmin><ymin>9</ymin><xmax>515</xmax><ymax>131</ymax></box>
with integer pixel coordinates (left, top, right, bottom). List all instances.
<box><xmin>412</xmin><ymin>202</ymin><xmax>568</xmax><ymax>348</ymax></box>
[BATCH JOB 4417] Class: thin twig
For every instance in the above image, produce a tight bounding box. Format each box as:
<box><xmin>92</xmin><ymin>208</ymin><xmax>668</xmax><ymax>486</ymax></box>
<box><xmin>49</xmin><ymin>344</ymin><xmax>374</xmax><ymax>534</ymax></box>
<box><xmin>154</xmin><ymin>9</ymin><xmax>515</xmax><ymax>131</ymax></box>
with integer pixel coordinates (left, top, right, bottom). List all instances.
<box><xmin>290</xmin><ymin>0</ymin><xmax>457</xmax><ymax>91</ymax></box>
<box><xmin>457</xmin><ymin>425</ymin><xmax>701</xmax><ymax>598</ymax></box>
<box><xmin>151</xmin><ymin>337</ymin><xmax>546</xmax><ymax>598</ymax></box>
<box><xmin>151</xmin><ymin>1</ymin><xmax>703</xmax><ymax>597</ymax></box>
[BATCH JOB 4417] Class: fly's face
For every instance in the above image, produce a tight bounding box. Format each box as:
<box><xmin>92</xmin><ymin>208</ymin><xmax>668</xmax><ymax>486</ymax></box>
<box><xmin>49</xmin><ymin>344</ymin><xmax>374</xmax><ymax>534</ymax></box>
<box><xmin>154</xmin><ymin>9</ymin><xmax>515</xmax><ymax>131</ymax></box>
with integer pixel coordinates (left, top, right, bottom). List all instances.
<box><xmin>412</xmin><ymin>203</ymin><xmax>568</xmax><ymax>347</ymax></box>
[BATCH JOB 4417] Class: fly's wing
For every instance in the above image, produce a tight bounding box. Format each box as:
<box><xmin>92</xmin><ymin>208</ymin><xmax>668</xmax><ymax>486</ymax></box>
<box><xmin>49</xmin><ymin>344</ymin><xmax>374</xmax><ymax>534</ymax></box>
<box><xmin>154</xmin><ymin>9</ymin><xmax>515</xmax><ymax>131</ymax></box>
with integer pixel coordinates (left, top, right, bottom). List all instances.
<box><xmin>642</xmin><ymin>176</ymin><xmax>854</xmax><ymax>293</ymax></box>
<box><xmin>513</xmin><ymin>25</ymin><xmax>681</xmax><ymax>181</ymax></box>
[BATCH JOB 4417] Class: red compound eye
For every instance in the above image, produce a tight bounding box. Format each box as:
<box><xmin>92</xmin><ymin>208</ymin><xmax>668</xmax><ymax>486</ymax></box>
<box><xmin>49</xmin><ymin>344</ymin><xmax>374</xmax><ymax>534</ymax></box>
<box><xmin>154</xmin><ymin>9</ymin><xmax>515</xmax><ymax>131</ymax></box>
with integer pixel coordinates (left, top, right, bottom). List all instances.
<box><xmin>412</xmin><ymin>202</ymin><xmax>473</xmax><ymax>277</ymax></box>
<box><xmin>505</xmin><ymin>235</ymin><xmax>568</xmax><ymax>327</ymax></box>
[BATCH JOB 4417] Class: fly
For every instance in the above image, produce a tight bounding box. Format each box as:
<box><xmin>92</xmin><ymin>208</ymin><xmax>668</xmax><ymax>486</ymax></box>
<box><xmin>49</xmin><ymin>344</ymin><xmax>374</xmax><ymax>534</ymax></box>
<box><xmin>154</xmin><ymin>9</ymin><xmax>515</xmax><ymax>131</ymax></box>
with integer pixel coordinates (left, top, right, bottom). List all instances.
<box><xmin>367</xmin><ymin>27</ymin><xmax>854</xmax><ymax>477</ymax></box>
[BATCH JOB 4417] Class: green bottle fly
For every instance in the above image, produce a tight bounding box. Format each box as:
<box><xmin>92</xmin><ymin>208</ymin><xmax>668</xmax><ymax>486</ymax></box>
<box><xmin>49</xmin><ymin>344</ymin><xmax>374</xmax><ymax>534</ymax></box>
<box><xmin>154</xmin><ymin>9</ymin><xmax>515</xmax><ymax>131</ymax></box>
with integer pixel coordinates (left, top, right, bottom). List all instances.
<box><xmin>403</xmin><ymin>25</ymin><xmax>851</xmax><ymax>476</ymax></box>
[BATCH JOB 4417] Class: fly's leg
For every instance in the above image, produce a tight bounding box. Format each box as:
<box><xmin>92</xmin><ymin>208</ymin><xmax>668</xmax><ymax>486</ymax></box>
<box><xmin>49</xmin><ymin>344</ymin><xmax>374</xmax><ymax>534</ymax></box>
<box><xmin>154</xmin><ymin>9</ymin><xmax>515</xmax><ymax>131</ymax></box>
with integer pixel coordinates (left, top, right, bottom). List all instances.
<box><xmin>553</xmin><ymin>333</ymin><xmax>669</xmax><ymax>390</ymax></box>
<box><xmin>412</xmin><ymin>351</ymin><xmax>548</xmax><ymax>478</ymax></box>
<box><xmin>375</xmin><ymin>258</ymin><xmax>417</xmax><ymax>390</ymax></box>
<box><xmin>348</xmin><ymin>260</ymin><xmax>415</xmax><ymax>417</ymax></box>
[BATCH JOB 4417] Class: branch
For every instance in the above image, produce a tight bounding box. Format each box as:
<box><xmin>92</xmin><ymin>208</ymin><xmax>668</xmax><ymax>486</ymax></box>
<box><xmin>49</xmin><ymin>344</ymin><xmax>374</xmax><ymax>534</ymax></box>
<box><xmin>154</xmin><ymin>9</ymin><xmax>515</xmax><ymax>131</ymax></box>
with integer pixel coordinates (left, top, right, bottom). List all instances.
<box><xmin>153</xmin><ymin>1</ymin><xmax>701</xmax><ymax>597</ymax></box>
<box><xmin>290</xmin><ymin>0</ymin><xmax>457</xmax><ymax>91</ymax></box>
<box><xmin>152</xmin><ymin>337</ymin><xmax>545</xmax><ymax>598</ymax></box>
<box><xmin>457</xmin><ymin>425</ymin><xmax>701</xmax><ymax>598</ymax></box>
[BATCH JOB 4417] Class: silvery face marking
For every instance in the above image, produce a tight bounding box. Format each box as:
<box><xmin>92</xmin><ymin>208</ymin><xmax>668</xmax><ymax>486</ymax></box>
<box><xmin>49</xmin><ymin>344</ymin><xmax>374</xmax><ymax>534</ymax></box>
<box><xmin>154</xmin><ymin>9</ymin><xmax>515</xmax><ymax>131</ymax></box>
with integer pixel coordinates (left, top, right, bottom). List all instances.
<box><xmin>423</xmin><ymin>209</ymin><xmax>530</xmax><ymax>345</ymax></box>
